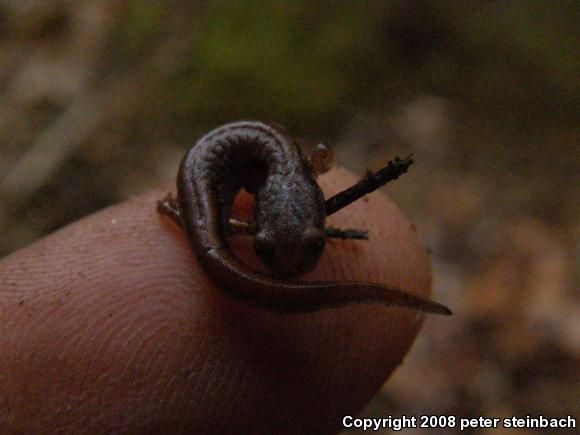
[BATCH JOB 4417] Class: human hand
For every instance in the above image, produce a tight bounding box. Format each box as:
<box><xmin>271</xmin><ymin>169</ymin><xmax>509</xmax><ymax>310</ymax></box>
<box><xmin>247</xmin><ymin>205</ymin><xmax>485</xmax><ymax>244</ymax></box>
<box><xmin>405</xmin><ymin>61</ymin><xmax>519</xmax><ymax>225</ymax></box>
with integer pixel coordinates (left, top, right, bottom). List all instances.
<box><xmin>0</xmin><ymin>168</ymin><xmax>432</xmax><ymax>434</ymax></box>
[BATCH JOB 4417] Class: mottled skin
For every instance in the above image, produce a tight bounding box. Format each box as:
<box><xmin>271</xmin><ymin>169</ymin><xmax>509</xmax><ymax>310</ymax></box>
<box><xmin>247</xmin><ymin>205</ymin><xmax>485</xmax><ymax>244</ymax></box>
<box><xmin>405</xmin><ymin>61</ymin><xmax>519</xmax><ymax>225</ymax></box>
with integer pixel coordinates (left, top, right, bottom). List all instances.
<box><xmin>166</xmin><ymin>121</ymin><xmax>451</xmax><ymax>315</ymax></box>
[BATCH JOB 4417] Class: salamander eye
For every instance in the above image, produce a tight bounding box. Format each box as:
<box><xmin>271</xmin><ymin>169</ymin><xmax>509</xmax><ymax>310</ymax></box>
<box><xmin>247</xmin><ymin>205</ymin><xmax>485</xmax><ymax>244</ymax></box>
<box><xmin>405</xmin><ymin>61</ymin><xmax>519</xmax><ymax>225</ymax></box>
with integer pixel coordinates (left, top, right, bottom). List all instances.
<box><xmin>311</xmin><ymin>237</ymin><xmax>325</xmax><ymax>253</ymax></box>
<box><xmin>304</xmin><ymin>231</ymin><xmax>325</xmax><ymax>254</ymax></box>
<box><xmin>254</xmin><ymin>234</ymin><xmax>276</xmax><ymax>258</ymax></box>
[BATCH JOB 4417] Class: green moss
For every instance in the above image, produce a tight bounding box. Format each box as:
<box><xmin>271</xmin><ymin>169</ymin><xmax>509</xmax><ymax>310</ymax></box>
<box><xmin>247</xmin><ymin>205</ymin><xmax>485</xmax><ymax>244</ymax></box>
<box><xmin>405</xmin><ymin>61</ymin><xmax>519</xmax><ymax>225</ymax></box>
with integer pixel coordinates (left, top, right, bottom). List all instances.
<box><xmin>173</xmin><ymin>1</ymin><xmax>387</xmax><ymax>130</ymax></box>
<box><xmin>114</xmin><ymin>0</ymin><xmax>163</xmax><ymax>59</ymax></box>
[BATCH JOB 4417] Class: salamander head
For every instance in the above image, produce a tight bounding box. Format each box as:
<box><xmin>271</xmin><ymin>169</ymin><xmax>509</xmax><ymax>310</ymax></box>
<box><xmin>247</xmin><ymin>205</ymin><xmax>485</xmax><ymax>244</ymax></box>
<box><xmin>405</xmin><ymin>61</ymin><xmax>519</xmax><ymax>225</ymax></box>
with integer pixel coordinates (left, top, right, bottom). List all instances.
<box><xmin>253</xmin><ymin>175</ymin><xmax>326</xmax><ymax>278</ymax></box>
<box><xmin>254</xmin><ymin>225</ymin><xmax>325</xmax><ymax>278</ymax></box>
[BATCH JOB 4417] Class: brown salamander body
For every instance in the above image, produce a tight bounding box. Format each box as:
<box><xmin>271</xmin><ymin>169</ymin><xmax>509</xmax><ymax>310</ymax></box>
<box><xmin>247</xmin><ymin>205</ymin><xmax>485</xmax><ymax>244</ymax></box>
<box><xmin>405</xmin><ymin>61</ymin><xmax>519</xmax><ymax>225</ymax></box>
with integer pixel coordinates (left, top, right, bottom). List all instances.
<box><xmin>171</xmin><ymin>121</ymin><xmax>451</xmax><ymax>315</ymax></box>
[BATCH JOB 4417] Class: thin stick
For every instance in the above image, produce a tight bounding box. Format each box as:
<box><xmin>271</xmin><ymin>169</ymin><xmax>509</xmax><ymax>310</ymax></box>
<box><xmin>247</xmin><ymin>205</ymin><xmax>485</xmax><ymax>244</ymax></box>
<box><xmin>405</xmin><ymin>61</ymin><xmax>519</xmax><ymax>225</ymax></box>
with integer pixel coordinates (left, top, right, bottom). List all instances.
<box><xmin>325</xmin><ymin>154</ymin><xmax>414</xmax><ymax>216</ymax></box>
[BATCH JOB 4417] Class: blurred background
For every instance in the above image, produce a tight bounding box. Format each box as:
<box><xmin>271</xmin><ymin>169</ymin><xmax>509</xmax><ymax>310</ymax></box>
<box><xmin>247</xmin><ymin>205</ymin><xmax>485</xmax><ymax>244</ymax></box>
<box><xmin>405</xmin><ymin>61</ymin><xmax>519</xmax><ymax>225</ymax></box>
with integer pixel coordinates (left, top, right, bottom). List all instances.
<box><xmin>0</xmin><ymin>1</ymin><xmax>577</xmax><ymax>433</ymax></box>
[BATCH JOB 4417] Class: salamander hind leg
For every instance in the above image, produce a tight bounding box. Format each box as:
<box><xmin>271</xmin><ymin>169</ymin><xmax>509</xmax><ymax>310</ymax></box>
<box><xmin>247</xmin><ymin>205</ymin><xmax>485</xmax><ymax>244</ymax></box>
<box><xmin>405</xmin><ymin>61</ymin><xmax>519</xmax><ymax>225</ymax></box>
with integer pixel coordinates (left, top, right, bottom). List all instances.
<box><xmin>157</xmin><ymin>193</ymin><xmax>184</xmax><ymax>228</ymax></box>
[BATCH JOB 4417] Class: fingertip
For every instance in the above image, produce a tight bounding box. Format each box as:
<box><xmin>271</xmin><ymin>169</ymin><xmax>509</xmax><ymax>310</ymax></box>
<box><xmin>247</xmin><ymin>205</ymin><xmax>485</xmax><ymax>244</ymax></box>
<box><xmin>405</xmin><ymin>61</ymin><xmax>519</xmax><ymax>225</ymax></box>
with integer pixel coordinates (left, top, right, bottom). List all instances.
<box><xmin>0</xmin><ymin>171</ymin><xmax>440</xmax><ymax>433</ymax></box>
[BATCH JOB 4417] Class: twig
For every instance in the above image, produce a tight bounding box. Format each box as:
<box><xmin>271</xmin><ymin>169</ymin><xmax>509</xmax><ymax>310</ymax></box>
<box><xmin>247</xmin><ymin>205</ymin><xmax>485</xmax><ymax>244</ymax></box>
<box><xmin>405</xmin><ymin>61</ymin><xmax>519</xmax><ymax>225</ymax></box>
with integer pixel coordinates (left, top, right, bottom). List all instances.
<box><xmin>325</xmin><ymin>154</ymin><xmax>414</xmax><ymax>216</ymax></box>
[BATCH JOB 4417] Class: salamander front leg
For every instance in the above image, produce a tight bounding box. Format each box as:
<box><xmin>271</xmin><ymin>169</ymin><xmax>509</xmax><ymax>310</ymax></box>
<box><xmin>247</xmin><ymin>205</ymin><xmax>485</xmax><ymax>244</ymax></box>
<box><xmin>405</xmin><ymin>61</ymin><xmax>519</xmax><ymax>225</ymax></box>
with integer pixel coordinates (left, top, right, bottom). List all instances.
<box><xmin>308</xmin><ymin>143</ymin><xmax>334</xmax><ymax>178</ymax></box>
<box><xmin>158</xmin><ymin>195</ymin><xmax>257</xmax><ymax>239</ymax></box>
<box><xmin>325</xmin><ymin>227</ymin><xmax>369</xmax><ymax>240</ymax></box>
<box><xmin>228</xmin><ymin>218</ymin><xmax>255</xmax><ymax>236</ymax></box>
<box><xmin>228</xmin><ymin>220</ymin><xmax>368</xmax><ymax>240</ymax></box>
